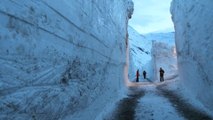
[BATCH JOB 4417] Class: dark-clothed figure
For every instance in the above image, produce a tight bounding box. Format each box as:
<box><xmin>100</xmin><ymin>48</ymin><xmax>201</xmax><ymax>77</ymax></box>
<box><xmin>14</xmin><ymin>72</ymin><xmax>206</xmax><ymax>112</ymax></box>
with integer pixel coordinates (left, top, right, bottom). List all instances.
<box><xmin>143</xmin><ymin>70</ymin><xmax>147</xmax><ymax>79</ymax></box>
<box><xmin>159</xmin><ymin>67</ymin><xmax>165</xmax><ymax>82</ymax></box>
<box><xmin>136</xmin><ymin>69</ymin><xmax>140</xmax><ymax>82</ymax></box>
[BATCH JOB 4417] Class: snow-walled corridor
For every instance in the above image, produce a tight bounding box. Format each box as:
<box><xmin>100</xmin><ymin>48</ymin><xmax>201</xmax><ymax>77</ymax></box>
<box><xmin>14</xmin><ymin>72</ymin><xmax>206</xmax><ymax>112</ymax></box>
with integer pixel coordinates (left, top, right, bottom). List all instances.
<box><xmin>0</xmin><ymin>0</ymin><xmax>213</xmax><ymax>120</ymax></box>
<box><xmin>101</xmin><ymin>31</ymin><xmax>212</xmax><ymax>119</ymax></box>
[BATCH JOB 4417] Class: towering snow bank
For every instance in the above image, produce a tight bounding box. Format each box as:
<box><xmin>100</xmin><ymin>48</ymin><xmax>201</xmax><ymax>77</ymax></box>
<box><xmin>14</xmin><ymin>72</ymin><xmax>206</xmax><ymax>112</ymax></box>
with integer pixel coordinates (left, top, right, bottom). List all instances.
<box><xmin>171</xmin><ymin>0</ymin><xmax>213</xmax><ymax>112</ymax></box>
<box><xmin>152</xmin><ymin>41</ymin><xmax>177</xmax><ymax>81</ymax></box>
<box><xmin>0</xmin><ymin>0</ymin><xmax>133</xmax><ymax>119</ymax></box>
<box><xmin>128</xmin><ymin>26</ymin><xmax>152</xmax><ymax>81</ymax></box>
<box><xmin>147</xmin><ymin>32</ymin><xmax>177</xmax><ymax>81</ymax></box>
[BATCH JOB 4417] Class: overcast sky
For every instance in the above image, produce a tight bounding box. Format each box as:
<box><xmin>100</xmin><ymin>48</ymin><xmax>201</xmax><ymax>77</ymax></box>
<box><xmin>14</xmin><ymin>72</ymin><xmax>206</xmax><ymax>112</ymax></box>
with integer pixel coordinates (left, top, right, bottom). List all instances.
<box><xmin>129</xmin><ymin>0</ymin><xmax>174</xmax><ymax>34</ymax></box>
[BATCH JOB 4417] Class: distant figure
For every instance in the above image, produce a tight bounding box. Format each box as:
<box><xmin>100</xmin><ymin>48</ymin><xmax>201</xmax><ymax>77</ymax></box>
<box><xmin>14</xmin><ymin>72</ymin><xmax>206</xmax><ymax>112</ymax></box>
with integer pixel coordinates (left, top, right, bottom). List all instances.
<box><xmin>136</xmin><ymin>69</ymin><xmax>140</xmax><ymax>82</ymax></box>
<box><xmin>159</xmin><ymin>67</ymin><xmax>165</xmax><ymax>82</ymax></box>
<box><xmin>143</xmin><ymin>70</ymin><xmax>147</xmax><ymax>79</ymax></box>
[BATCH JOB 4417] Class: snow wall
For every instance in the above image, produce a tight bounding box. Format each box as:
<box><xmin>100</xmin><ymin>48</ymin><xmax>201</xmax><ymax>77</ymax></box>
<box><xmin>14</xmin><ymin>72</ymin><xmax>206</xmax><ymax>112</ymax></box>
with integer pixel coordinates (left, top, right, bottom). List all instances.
<box><xmin>171</xmin><ymin>0</ymin><xmax>213</xmax><ymax>111</ymax></box>
<box><xmin>152</xmin><ymin>41</ymin><xmax>177</xmax><ymax>82</ymax></box>
<box><xmin>128</xmin><ymin>26</ymin><xmax>152</xmax><ymax>81</ymax></box>
<box><xmin>0</xmin><ymin>0</ymin><xmax>133</xmax><ymax>119</ymax></box>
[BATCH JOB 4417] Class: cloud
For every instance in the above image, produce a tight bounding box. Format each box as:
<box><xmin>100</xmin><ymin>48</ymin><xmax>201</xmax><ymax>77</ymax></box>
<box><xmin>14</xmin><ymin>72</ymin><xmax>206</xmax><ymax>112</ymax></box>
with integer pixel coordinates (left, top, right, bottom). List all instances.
<box><xmin>129</xmin><ymin>0</ymin><xmax>174</xmax><ymax>34</ymax></box>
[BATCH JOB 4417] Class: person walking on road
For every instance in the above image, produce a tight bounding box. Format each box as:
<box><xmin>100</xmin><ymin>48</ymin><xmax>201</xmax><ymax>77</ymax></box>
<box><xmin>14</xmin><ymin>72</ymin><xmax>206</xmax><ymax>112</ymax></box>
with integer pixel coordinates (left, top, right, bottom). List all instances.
<box><xmin>143</xmin><ymin>70</ymin><xmax>147</xmax><ymax>79</ymax></box>
<box><xmin>136</xmin><ymin>69</ymin><xmax>140</xmax><ymax>82</ymax></box>
<box><xmin>159</xmin><ymin>67</ymin><xmax>165</xmax><ymax>82</ymax></box>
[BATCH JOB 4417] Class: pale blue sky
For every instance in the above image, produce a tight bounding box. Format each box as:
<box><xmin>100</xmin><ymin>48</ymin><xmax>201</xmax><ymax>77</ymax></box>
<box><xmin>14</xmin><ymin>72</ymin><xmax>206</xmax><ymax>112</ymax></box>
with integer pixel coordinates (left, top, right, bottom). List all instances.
<box><xmin>129</xmin><ymin>0</ymin><xmax>174</xmax><ymax>34</ymax></box>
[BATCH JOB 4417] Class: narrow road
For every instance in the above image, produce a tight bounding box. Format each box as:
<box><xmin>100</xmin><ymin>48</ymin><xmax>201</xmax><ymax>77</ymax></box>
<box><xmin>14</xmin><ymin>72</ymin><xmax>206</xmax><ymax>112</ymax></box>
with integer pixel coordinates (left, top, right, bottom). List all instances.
<box><xmin>105</xmin><ymin>81</ymin><xmax>212</xmax><ymax>120</ymax></box>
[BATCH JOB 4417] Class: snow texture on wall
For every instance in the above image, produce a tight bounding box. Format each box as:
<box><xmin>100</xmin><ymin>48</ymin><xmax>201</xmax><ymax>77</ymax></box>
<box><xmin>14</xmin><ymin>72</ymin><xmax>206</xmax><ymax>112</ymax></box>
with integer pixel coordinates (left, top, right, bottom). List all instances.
<box><xmin>152</xmin><ymin>41</ymin><xmax>177</xmax><ymax>81</ymax></box>
<box><xmin>171</xmin><ymin>0</ymin><xmax>213</xmax><ymax>112</ymax></box>
<box><xmin>128</xmin><ymin>26</ymin><xmax>152</xmax><ymax>81</ymax></box>
<box><xmin>147</xmin><ymin>32</ymin><xmax>176</xmax><ymax>81</ymax></box>
<box><xmin>0</xmin><ymin>0</ymin><xmax>133</xmax><ymax>119</ymax></box>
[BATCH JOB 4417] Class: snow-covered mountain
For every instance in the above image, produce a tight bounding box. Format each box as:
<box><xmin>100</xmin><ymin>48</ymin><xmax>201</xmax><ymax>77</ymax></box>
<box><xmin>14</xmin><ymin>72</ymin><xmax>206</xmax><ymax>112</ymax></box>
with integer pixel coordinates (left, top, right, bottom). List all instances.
<box><xmin>145</xmin><ymin>32</ymin><xmax>175</xmax><ymax>46</ymax></box>
<box><xmin>171</xmin><ymin>0</ymin><xmax>213</xmax><ymax>112</ymax></box>
<box><xmin>0</xmin><ymin>0</ymin><xmax>133</xmax><ymax>119</ymax></box>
